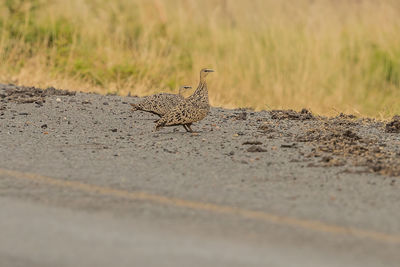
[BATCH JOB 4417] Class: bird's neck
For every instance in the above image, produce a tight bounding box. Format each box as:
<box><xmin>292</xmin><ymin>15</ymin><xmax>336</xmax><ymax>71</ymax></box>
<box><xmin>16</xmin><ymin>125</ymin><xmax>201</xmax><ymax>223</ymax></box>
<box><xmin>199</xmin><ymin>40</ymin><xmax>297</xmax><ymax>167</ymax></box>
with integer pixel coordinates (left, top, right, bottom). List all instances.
<box><xmin>190</xmin><ymin>79</ymin><xmax>208</xmax><ymax>103</ymax></box>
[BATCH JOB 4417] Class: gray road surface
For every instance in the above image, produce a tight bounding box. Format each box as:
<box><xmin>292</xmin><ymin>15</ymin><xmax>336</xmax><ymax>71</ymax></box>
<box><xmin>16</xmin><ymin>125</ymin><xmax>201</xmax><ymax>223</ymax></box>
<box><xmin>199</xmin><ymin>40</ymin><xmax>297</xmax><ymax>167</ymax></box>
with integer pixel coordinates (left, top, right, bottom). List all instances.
<box><xmin>0</xmin><ymin>84</ymin><xmax>399</xmax><ymax>266</ymax></box>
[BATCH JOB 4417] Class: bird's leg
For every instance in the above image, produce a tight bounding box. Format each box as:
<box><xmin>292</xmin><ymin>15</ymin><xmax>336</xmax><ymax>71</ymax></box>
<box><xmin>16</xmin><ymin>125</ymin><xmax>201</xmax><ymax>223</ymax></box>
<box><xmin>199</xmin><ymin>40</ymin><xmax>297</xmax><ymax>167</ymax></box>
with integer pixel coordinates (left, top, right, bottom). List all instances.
<box><xmin>186</xmin><ymin>123</ymin><xmax>194</xmax><ymax>132</ymax></box>
<box><xmin>182</xmin><ymin>124</ymin><xmax>191</xmax><ymax>132</ymax></box>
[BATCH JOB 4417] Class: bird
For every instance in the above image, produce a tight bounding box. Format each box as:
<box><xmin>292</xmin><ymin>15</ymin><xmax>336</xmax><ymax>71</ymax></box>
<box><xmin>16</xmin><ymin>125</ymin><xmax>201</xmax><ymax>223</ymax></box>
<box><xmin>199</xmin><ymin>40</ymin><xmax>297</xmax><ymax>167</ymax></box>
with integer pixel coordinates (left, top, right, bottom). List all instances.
<box><xmin>130</xmin><ymin>85</ymin><xmax>192</xmax><ymax>117</ymax></box>
<box><xmin>155</xmin><ymin>68</ymin><xmax>214</xmax><ymax>132</ymax></box>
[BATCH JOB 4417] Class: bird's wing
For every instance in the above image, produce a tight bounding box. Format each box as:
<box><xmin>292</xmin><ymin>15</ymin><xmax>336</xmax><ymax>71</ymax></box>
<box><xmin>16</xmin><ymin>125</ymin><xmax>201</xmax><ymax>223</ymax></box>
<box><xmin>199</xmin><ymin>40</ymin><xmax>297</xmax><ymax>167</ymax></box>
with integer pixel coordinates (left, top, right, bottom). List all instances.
<box><xmin>160</xmin><ymin>101</ymin><xmax>201</xmax><ymax>125</ymax></box>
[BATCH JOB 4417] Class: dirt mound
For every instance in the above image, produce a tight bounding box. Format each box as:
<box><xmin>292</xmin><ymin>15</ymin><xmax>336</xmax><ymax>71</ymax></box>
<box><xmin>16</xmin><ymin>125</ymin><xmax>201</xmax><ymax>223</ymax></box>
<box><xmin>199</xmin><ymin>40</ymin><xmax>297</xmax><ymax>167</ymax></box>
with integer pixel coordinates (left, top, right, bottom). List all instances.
<box><xmin>297</xmin><ymin>127</ymin><xmax>360</xmax><ymax>143</ymax></box>
<box><xmin>296</xmin><ymin>122</ymin><xmax>400</xmax><ymax>176</ymax></box>
<box><xmin>0</xmin><ymin>85</ymin><xmax>75</xmax><ymax>104</ymax></box>
<box><xmin>334</xmin><ymin>113</ymin><xmax>357</xmax><ymax>119</ymax></box>
<box><xmin>269</xmin><ymin>108</ymin><xmax>314</xmax><ymax>120</ymax></box>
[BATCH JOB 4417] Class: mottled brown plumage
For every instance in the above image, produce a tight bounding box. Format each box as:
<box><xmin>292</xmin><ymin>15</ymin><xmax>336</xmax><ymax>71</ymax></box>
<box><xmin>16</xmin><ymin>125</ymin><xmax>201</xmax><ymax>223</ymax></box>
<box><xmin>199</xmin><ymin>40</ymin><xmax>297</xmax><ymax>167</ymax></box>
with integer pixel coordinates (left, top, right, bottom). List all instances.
<box><xmin>130</xmin><ymin>86</ymin><xmax>192</xmax><ymax>117</ymax></box>
<box><xmin>155</xmin><ymin>68</ymin><xmax>214</xmax><ymax>132</ymax></box>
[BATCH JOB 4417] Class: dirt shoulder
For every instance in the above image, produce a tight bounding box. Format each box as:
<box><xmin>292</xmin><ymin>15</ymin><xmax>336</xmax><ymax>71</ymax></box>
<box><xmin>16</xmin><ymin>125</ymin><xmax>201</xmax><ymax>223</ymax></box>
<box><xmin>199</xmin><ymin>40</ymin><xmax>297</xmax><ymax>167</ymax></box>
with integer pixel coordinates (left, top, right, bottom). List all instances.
<box><xmin>2</xmin><ymin>83</ymin><xmax>399</xmax><ymax>177</ymax></box>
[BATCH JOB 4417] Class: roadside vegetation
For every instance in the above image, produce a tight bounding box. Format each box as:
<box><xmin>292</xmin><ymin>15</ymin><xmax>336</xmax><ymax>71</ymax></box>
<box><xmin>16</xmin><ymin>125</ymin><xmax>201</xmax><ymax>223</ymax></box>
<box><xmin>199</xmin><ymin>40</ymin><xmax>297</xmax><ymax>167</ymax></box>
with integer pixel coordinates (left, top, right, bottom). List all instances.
<box><xmin>1</xmin><ymin>0</ymin><xmax>400</xmax><ymax>117</ymax></box>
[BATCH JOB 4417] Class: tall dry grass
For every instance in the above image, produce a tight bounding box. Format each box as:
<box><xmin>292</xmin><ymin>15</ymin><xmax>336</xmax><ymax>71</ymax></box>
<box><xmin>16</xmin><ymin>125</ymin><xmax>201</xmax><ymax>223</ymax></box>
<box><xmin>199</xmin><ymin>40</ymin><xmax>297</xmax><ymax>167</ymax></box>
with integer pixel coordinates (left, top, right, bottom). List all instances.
<box><xmin>1</xmin><ymin>0</ymin><xmax>400</xmax><ymax>117</ymax></box>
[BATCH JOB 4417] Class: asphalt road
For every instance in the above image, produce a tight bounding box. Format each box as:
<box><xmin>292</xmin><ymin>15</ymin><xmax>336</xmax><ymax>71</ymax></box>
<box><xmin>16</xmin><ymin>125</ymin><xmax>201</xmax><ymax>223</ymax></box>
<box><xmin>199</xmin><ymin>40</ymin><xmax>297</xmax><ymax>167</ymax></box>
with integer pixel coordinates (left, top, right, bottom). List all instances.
<box><xmin>0</xmin><ymin>84</ymin><xmax>399</xmax><ymax>266</ymax></box>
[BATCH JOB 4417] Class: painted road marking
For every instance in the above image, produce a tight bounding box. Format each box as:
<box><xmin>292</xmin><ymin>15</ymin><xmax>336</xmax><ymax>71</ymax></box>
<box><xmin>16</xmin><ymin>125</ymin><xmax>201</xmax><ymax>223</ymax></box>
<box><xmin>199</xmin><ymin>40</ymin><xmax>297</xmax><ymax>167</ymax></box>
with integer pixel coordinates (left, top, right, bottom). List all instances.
<box><xmin>1</xmin><ymin>167</ymin><xmax>399</xmax><ymax>245</ymax></box>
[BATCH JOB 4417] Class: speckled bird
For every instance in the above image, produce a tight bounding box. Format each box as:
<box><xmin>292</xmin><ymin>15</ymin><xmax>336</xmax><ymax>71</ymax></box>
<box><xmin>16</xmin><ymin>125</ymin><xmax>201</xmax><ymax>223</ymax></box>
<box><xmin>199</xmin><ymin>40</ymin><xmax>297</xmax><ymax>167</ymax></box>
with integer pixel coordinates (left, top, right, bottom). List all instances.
<box><xmin>155</xmin><ymin>68</ymin><xmax>214</xmax><ymax>132</ymax></box>
<box><xmin>130</xmin><ymin>86</ymin><xmax>192</xmax><ymax>117</ymax></box>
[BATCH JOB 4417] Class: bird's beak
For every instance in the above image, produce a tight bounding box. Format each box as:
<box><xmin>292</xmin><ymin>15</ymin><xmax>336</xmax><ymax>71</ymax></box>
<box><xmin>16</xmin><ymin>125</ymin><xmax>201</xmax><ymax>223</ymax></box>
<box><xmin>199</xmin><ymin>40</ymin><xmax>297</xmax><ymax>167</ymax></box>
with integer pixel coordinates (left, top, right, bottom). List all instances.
<box><xmin>205</xmin><ymin>69</ymin><xmax>215</xmax><ymax>73</ymax></box>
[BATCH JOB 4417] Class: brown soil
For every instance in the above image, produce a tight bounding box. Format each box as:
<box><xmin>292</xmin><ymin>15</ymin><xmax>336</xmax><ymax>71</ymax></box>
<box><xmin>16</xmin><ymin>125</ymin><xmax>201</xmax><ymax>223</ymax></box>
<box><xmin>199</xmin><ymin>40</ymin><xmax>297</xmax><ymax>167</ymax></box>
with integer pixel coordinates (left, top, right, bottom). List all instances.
<box><xmin>0</xmin><ymin>85</ymin><xmax>75</xmax><ymax>104</ymax></box>
<box><xmin>386</xmin><ymin>115</ymin><xmax>400</xmax><ymax>133</ymax></box>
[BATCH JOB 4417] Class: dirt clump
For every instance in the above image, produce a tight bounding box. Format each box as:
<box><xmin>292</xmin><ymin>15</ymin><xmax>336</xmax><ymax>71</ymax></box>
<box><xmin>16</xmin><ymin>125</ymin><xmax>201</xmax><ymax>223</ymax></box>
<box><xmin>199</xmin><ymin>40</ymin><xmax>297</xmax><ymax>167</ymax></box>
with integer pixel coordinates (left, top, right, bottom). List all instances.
<box><xmin>247</xmin><ymin>145</ymin><xmax>267</xmax><ymax>152</ymax></box>
<box><xmin>385</xmin><ymin>115</ymin><xmax>400</xmax><ymax>133</ymax></box>
<box><xmin>235</xmin><ymin>111</ymin><xmax>247</xmax><ymax>120</ymax></box>
<box><xmin>335</xmin><ymin>113</ymin><xmax>357</xmax><ymax>119</ymax></box>
<box><xmin>281</xmin><ymin>143</ymin><xmax>297</xmax><ymax>148</ymax></box>
<box><xmin>270</xmin><ymin>108</ymin><xmax>314</xmax><ymax>121</ymax></box>
<box><xmin>242</xmin><ymin>141</ymin><xmax>263</xmax><ymax>145</ymax></box>
<box><xmin>258</xmin><ymin>123</ymin><xmax>274</xmax><ymax>134</ymax></box>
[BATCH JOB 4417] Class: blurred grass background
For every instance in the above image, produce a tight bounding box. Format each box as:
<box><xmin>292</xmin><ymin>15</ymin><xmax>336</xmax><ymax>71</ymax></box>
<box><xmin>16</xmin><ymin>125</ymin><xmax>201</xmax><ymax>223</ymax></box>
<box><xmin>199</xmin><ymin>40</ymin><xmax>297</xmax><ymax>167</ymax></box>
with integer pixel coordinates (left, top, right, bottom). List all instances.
<box><xmin>1</xmin><ymin>0</ymin><xmax>400</xmax><ymax>117</ymax></box>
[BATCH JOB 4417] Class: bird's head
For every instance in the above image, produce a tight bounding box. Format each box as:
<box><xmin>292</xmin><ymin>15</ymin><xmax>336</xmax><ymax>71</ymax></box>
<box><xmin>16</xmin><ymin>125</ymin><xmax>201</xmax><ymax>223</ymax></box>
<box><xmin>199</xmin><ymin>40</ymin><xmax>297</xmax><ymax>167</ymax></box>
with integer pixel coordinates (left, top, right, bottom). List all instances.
<box><xmin>178</xmin><ymin>85</ymin><xmax>192</xmax><ymax>95</ymax></box>
<box><xmin>200</xmin><ymin>68</ymin><xmax>214</xmax><ymax>79</ymax></box>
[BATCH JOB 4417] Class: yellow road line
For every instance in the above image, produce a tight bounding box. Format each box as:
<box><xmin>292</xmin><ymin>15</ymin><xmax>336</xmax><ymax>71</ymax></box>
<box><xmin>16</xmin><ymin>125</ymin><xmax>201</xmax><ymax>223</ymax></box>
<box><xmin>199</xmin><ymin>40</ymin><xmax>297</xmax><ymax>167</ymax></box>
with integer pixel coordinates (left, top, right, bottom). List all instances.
<box><xmin>1</xmin><ymin>167</ymin><xmax>399</xmax><ymax>245</ymax></box>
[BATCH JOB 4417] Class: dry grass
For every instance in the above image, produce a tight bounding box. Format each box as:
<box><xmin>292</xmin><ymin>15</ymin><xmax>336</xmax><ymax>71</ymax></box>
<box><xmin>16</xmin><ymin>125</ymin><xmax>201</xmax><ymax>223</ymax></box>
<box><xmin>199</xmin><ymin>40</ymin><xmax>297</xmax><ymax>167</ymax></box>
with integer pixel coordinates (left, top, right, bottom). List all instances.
<box><xmin>1</xmin><ymin>0</ymin><xmax>400</xmax><ymax>117</ymax></box>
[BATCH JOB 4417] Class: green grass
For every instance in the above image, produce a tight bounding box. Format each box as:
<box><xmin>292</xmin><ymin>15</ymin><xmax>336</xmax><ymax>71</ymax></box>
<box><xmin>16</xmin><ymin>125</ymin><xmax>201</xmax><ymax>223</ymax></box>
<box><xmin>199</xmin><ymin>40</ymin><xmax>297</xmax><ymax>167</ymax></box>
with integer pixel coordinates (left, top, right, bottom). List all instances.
<box><xmin>1</xmin><ymin>0</ymin><xmax>400</xmax><ymax>118</ymax></box>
